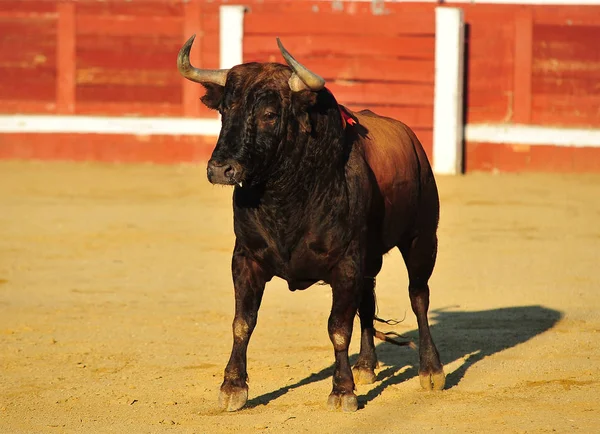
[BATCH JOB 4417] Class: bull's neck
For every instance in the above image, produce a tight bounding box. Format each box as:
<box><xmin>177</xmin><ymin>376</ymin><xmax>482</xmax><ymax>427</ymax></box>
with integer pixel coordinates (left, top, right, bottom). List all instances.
<box><xmin>266</xmin><ymin>127</ymin><xmax>347</xmax><ymax>202</ymax></box>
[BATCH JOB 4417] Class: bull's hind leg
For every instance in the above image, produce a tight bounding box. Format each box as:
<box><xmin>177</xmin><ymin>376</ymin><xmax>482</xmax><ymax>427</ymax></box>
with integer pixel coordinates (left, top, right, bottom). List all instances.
<box><xmin>352</xmin><ymin>256</ymin><xmax>382</xmax><ymax>385</ymax></box>
<box><xmin>399</xmin><ymin>234</ymin><xmax>445</xmax><ymax>391</ymax></box>
<box><xmin>219</xmin><ymin>252</ymin><xmax>268</xmax><ymax>411</ymax></box>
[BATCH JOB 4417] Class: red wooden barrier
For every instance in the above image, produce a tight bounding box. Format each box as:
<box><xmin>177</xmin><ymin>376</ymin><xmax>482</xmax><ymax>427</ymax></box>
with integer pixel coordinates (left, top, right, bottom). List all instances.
<box><xmin>461</xmin><ymin>4</ymin><xmax>600</xmax><ymax>129</ymax></box>
<box><xmin>460</xmin><ymin>3</ymin><xmax>600</xmax><ymax>172</ymax></box>
<box><xmin>0</xmin><ymin>1</ymin><xmax>599</xmax><ymax>171</ymax></box>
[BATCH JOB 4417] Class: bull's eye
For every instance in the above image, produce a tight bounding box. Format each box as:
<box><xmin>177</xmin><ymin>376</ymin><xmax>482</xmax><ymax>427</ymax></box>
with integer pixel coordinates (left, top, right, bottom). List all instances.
<box><xmin>263</xmin><ymin>111</ymin><xmax>278</xmax><ymax>122</ymax></box>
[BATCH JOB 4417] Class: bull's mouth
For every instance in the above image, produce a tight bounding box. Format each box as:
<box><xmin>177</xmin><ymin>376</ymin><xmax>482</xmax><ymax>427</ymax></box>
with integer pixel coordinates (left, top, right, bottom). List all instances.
<box><xmin>207</xmin><ymin>160</ymin><xmax>245</xmax><ymax>186</ymax></box>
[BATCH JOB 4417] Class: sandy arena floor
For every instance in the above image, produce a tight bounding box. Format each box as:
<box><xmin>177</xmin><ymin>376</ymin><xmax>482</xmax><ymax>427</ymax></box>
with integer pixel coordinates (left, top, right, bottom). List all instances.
<box><xmin>1</xmin><ymin>161</ymin><xmax>599</xmax><ymax>433</ymax></box>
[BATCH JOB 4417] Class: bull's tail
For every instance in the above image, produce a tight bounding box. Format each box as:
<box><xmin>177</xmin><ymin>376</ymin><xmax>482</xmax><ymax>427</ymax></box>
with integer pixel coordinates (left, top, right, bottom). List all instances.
<box><xmin>370</xmin><ymin>291</ymin><xmax>415</xmax><ymax>348</ymax></box>
<box><xmin>374</xmin><ymin>313</ymin><xmax>406</xmax><ymax>326</ymax></box>
<box><xmin>373</xmin><ymin>329</ymin><xmax>417</xmax><ymax>349</ymax></box>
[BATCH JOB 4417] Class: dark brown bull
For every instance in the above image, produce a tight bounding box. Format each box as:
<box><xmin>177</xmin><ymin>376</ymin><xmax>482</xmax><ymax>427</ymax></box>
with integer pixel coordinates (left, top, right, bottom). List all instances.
<box><xmin>177</xmin><ymin>35</ymin><xmax>445</xmax><ymax>412</ymax></box>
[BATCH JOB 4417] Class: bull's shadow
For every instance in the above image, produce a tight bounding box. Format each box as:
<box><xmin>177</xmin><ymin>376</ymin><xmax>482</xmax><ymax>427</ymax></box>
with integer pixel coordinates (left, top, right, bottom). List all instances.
<box><xmin>246</xmin><ymin>305</ymin><xmax>562</xmax><ymax>409</ymax></box>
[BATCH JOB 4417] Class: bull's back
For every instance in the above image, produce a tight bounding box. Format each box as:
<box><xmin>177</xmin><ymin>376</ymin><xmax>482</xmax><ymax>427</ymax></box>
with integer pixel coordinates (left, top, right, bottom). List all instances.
<box><xmin>354</xmin><ymin>109</ymin><xmax>439</xmax><ymax>251</ymax></box>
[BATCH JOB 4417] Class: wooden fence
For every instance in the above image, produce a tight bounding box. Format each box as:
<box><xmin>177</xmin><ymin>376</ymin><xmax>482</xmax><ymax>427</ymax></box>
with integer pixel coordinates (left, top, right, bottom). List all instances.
<box><xmin>1</xmin><ymin>0</ymin><xmax>599</xmax><ymax>171</ymax></box>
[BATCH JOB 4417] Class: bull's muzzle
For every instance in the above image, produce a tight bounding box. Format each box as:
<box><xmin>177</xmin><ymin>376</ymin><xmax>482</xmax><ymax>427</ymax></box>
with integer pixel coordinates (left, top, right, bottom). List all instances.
<box><xmin>207</xmin><ymin>159</ymin><xmax>243</xmax><ymax>186</ymax></box>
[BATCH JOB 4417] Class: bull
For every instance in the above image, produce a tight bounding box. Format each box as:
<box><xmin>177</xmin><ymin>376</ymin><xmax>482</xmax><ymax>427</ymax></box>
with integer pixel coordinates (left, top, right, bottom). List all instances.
<box><xmin>177</xmin><ymin>35</ymin><xmax>445</xmax><ymax>412</ymax></box>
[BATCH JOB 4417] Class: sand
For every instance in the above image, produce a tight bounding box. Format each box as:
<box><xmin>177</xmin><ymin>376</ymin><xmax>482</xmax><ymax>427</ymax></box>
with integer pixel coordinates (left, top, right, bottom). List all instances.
<box><xmin>1</xmin><ymin>161</ymin><xmax>599</xmax><ymax>433</ymax></box>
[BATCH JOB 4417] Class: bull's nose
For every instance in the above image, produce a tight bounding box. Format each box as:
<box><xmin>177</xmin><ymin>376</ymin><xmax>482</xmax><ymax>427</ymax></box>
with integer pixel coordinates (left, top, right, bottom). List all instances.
<box><xmin>207</xmin><ymin>160</ymin><xmax>238</xmax><ymax>185</ymax></box>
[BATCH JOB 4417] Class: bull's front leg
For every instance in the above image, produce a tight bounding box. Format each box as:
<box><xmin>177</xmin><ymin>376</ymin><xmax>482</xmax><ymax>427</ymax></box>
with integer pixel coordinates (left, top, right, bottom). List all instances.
<box><xmin>327</xmin><ymin>255</ymin><xmax>363</xmax><ymax>412</ymax></box>
<box><xmin>219</xmin><ymin>253</ymin><xmax>268</xmax><ymax>412</ymax></box>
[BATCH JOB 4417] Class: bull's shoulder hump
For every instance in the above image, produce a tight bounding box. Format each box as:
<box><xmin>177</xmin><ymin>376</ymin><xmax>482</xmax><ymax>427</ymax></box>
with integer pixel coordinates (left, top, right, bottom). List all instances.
<box><xmin>353</xmin><ymin>110</ymin><xmax>424</xmax><ymax>181</ymax></box>
<box><xmin>354</xmin><ymin>110</ymin><xmax>415</xmax><ymax>148</ymax></box>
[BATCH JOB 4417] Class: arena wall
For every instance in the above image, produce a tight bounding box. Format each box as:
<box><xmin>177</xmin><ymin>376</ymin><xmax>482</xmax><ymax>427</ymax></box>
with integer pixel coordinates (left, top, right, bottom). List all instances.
<box><xmin>1</xmin><ymin>0</ymin><xmax>599</xmax><ymax>172</ymax></box>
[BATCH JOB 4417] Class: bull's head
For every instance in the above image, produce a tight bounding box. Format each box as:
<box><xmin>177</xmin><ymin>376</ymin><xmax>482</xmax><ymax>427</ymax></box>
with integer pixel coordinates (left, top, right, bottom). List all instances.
<box><xmin>177</xmin><ymin>35</ymin><xmax>335</xmax><ymax>188</ymax></box>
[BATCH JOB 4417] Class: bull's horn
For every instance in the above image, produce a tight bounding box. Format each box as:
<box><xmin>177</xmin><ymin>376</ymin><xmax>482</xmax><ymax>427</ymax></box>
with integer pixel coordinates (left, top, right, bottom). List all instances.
<box><xmin>276</xmin><ymin>38</ymin><xmax>325</xmax><ymax>92</ymax></box>
<box><xmin>177</xmin><ymin>34</ymin><xmax>228</xmax><ymax>85</ymax></box>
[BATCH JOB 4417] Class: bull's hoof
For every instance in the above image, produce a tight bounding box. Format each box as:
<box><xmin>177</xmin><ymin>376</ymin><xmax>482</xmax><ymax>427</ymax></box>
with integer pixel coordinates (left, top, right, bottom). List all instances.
<box><xmin>352</xmin><ymin>366</ymin><xmax>377</xmax><ymax>385</ymax></box>
<box><xmin>219</xmin><ymin>385</ymin><xmax>248</xmax><ymax>412</ymax></box>
<box><xmin>419</xmin><ymin>370</ymin><xmax>446</xmax><ymax>391</ymax></box>
<box><xmin>327</xmin><ymin>392</ymin><xmax>358</xmax><ymax>412</ymax></box>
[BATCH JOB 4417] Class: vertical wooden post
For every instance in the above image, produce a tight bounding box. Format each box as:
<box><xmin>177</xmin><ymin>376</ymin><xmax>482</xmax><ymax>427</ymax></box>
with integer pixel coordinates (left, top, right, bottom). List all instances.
<box><xmin>56</xmin><ymin>2</ymin><xmax>76</xmax><ymax>114</ymax></box>
<box><xmin>182</xmin><ymin>0</ymin><xmax>202</xmax><ymax>117</ymax></box>
<box><xmin>433</xmin><ymin>7</ymin><xmax>465</xmax><ymax>175</ymax></box>
<box><xmin>219</xmin><ymin>5</ymin><xmax>246</xmax><ymax>69</ymax></box>
<box><xmin>513</xmin><ymin>8</ymin><xmax>533</xmax><ymax>124</ymax></box>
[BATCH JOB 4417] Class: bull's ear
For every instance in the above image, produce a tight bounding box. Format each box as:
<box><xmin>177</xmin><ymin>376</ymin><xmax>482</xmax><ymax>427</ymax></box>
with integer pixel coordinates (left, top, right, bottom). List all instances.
<box><xmin>291</xmin><ymin>90</ymin><xmax>317</xmax><ymax>134</ymax></box>
<box><xmin>200</xmin><ymin>83</ymin><xmax>224</xmax><ymax>110</ymax></box>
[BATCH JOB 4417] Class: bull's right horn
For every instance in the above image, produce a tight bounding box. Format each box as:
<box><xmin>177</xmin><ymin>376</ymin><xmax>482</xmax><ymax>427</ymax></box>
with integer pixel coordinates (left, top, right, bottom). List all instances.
<box><xmin>276</xmin><ymin>38</ymin><xmax>326</xmax><ymax>92</ymax></box>
<box><xmin>177</xmin><ymin>34</ymin><xmax>229</xmax><ymax>85</ymax></box>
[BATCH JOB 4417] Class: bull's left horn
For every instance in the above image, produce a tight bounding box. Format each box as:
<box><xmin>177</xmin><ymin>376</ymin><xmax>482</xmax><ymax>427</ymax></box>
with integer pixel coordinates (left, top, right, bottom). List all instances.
<box><xmin>276</xmin><ymin>38</ymin><xmax>325</xmax><ymax>92</ymax></box>
<box><xmin>177</xmin><ymin>34</ymin><xmax>229</xmax><ymax>85</ymax></box>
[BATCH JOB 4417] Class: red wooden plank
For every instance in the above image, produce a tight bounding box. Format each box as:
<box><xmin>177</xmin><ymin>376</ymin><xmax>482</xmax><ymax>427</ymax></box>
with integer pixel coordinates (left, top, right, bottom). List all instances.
<box><xmin>245</xmin><ymin>56</ymin><xmax>433</xmax><ymax>84</ymax></box>
<box><xmin>76</xmin><ymin>84</ymin><xmax>181</xmax><ymax>105</ymax></box>
<box><xmin>75</xmin><ymin>34</ymin><xmax>183</xmax><ymax>53</ymax></box>
<box><xmin>527</xmin><ymin>145</ymin><xmax>575</xmax><ymax>172</ymax></box>
<box><xmin>466</xmin><ymin>59</ymin><xmax>513</xmax><ymax>122</ymax></box>
<box><xmin>182</xmin><ymin>0</ymin><xmax>202</xmax><ymax>117</ymax></box>
<box><xmin>531</xmin><ymin>94</ymin><xmax>600</xmax><ymax>128</ymax></box>
<box><xmin>74</xmin><ymin>102</ymin><xmax>183</xmax><ymax>117</ymax></box>
<box><xmin>0</xmin><ymin>133</ymin><xmax>216</xmax><ymax>164</ymax></box>
<box><xmin>75</xmin><ymin>2</ymin><xmax>184</xmax><ymax>17</ymax></box>
<box><xmin>465</xmin><ymin>141</ymin><xmax>495</xmax><ymax>172</ymax></box>
<box><xmin>533</xmin><ymin>24</ymin><xmax>600</xmax><ymax>63</ymax></box>
<box><xmin>76</xmin><ymin>15</ymin><xmax>181</xmax><ymax>36</ymax></box>
<box><xmin>467</xmin><ymin>109</ymin><xmax>513</xmax><ymax>124</ymax></box>
<box><xmin>462</xmin><ymin>3</ymin><xmax>522</xmax><ymax>21</ymax></box>
<box><xmin>327</xmin><ymin>81</ymin><xmax>433</xmax><ymax>107</ymax></box>
<box><xmin>245</xmin><ymin>12</ymin><xmax>435</xmax><ymax>37</ymax></box>
<box><xmin>464</xmin><ymin>142</ymin><xmax>597</xmax><ymax>173</ymax></box>
<box><xmin>513</xmin><ymin>8</ymin><xmax>533</xmax><ymax>124</ymax></box>
<box><xmin>468</xmin><ymin>65</ymin><xmax>513</xmax><ymax>90</ymax></box>
<box><xmin>467</xmin><ymin>33</ymin><xmax>514</xmax><ymax>60</ymax></box>
<box><xmin>75</xmin><ymin>68</ymin><xmax>180</xmax><ymax>87</ymax></box>
<box><xmin>467</xmin><ymin>108</ymin><xmax>513</xmax><ymax>124</ymax></box>
<box><xmin>76</xmin><ymin>48</ymin><xmax>179</xmax><ymax>71</ymax></box>
<box><xmin>0</xmin><ymin>11</ymin><xmax>57</xmax><ymax>19</ymax></box>
<box><xmin>487</xmin><ymin>144</ymin><xmax>532</xmax><ymax>173</ymax></box>
<box><xmin>0</xmin><ymin>48</ymin><xmax>57</xmax><ymax>71</ymax></box>
<box><xmin>321</xmin><ymin>58</ymin><xmax>433</xmax><ymax>83</ymax></box>
<box><xmin>532</xmin><ymin>93</ymin><xmax>600</xmax><ymax>110</ymax></box>
<box><xmin>244</xmin><ymin>35</ymin><xmax>435</xmax><ymax>61</ymax></box>
<box><xmin>532</xmin><ymin>75</ymin><xmax>600</xmax><ymax>96</ymax></box>
<box><xmin>56</xmin><ymin>2</ymin><xmax>75</xmax><ymax>114</ymax></box>
<box><xmin>0</xmin><ymin>15</ymin><xmax>57</xmax><ymax>33</ymax></box>
<box><xmin>572</xmin><ymin>146</ymin><xmax>600</xmax><ymax>172</ymax></box>
<box><xmin>242</xmin><ymin>0</ymin><xmax>435</xmax><ymax>17</ymax></box>
<box><xmin>0</xmin><ymin>100</ymin><xmax>56</xmax><ymax>114</ymax></box>
<box><xmin>0</xmin><ymin>1</ymin><xmax>55</xmax><ymax>14</ymax></box>
<box><xmin>465</xmin><ymin>142</ymin><xmax>529</xmax><ymax>173</ymax></box>
<box><xmin>73</xmin><ymin>102</ymin><xmax>218</xmax><ymax>119</ymax></box>
<box><xmin>0</xmin><ymin>69</ymin><xmax>55</xmax><ymax>102</ymax></box>
<box><xmin>346</xmin><ymin>105</ymin><xmax>433</xmax><ymax>130</ymax></box>
<box><xmin>533</xmin><ymin>6</ymin><xmax>600</xmax><ymax>26</ymax></box>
